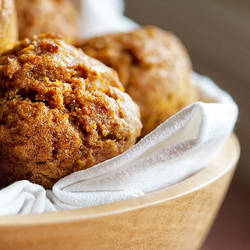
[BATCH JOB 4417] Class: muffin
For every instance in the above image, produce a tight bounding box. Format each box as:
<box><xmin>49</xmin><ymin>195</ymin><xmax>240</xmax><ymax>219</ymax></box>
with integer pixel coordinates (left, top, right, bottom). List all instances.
<box><xmin>0</xmin><ymin>0</ymin><xmax>18</xmax><ymax>54</ymax></box>
<box><xmin>80</xmin><ymin>26</ymin><xmax>198</xmax><ymax>137</ymax></box>
<box><xmin>15</xmin><ymin>0</ymin><xmax>80</xmax><ymax>44</ymax></box>
<box><xmin>0</xmin><ymin>33</ymin><xmax>142</xmax><ymax>189</ymax></box>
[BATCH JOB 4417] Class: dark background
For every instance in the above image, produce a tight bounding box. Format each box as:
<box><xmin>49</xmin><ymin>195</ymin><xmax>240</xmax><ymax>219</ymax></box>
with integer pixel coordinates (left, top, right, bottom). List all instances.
<box><xmin>125</xmin><ymin>0</ymin><xmax>250</xmax><ymax>249</ymax></box>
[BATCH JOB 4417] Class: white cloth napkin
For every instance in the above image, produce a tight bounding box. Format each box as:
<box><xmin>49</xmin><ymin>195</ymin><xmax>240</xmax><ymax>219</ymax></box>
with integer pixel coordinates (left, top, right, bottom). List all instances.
<box><xmin>0</xmin><ymin>0</ymin><xmax>238</xmax><ymax>216</ymax></box>
<box><xmin>79</xmin><ymin>0</ymin><xmax>139</xmax><ymax>39</ymax></box>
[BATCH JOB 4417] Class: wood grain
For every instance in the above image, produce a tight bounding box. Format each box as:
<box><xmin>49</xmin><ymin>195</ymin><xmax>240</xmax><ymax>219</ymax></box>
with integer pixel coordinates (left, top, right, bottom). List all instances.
<box><xmin>0</xmin><ymin>133</ymin><xmax>240</xmax><ymax>250</ymax></box>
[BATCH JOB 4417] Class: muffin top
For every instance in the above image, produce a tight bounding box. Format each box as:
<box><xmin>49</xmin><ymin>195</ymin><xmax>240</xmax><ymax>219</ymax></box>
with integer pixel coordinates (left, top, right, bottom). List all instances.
<box><xmin>15</xmin><ymin>0</ymin><xmax>80</xmax><ymax>44</ymax></box>
<box><xmin>81</xmin><ymin>26</ymin><xmax>198</xmax><ymax>136</ymax></box>
<box><xmin>0</xmin><ymin>34</ymin><xmax>142</xmax><ymax>189</ymax></box>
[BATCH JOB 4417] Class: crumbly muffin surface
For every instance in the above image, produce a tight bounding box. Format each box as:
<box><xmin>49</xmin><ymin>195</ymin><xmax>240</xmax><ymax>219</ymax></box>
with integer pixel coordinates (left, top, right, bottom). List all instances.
<box><xmin>0</xmin><ymin>34</ymin><xmax>142</xmax><ymax>189</ymax></box>
<box><xmin>81</xmin><ymin>26</ymin><xmax>198</xmax><ymax>136</ymax></box>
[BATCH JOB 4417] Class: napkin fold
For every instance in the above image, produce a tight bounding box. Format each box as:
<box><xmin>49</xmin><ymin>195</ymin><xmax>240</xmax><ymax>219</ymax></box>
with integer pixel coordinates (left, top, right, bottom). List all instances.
<box><xmin>0</xmin><ymin>73</ymin><xmax>238</xmax><ymax>216</ymax></box>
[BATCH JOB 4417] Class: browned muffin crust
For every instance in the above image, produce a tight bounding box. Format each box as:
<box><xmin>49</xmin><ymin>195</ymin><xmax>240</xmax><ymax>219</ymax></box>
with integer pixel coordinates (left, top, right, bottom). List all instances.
<box><xmin>80</xmin><ymin>26</ymin><xmax>198</xmax><ymax>137</ymax></box>
<box><xmin>0</xmin><ymin>34</ymin><xmax>142</xmax><ymax>189</ymax></box>
<box><xmin>15</xmin><ymin>0</ymin><xmax>80</xmax><ymax>44</ymax></box>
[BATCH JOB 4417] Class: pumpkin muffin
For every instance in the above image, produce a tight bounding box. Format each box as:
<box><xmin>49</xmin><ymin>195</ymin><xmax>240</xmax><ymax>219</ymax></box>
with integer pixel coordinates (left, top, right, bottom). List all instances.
<box><xmin>0</xmin><ymin>33</ymin><xmax>142</xmax><ymax>189</ymax></box>
<box><xmin>15</xmin><ymin>0</ymin><xmax>80</xmax><ymax>44</ymax></box>
<box><xmin>80</xmin><ymin>26</ymin><xmax>198</xmax><ymax>137</ymax></box>
<box><xmin>0</xmin><ymin>0</ymin><xmax>18</xmax><ymax>54</ymax></box>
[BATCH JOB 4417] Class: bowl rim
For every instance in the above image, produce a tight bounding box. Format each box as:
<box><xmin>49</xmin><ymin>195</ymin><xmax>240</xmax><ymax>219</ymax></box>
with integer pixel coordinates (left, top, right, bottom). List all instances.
<box><xmin>0</xmin><ymin>133</ymin><xmax>240</xmax><ymax>227</ymax></box>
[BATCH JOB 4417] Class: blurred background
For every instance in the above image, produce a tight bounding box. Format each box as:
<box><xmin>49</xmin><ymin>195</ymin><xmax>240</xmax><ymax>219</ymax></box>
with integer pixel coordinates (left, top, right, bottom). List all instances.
<box><xmin>124</xmin><ymin>0</ymin><xmax>250</xmax><ymax>249</ymax></box>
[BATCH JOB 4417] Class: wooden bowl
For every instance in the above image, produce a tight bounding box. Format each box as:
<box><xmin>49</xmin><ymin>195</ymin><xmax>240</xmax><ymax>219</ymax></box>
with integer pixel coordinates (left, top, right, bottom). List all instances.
<box><xmin>0</xmin><ymin>133</ymin><xmax>240</xmax><ymax>250</ymax></box>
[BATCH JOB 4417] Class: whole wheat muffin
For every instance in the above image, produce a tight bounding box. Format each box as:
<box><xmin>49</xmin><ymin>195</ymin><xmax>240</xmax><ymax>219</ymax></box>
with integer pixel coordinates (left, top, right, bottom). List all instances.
<box><xmin>15</xmin><ymin>0</ymin><xmax>80</xmax><ymax>44</ymax></box>
<box><xmin>0</xmin><ymin>34</ymin><xmax>142</xmax><ymax>189</ymax></box>
<box><xmin>80</xmin><ymin>26</ymin><xmax>198</xmax><ymax>137</ymax></box>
